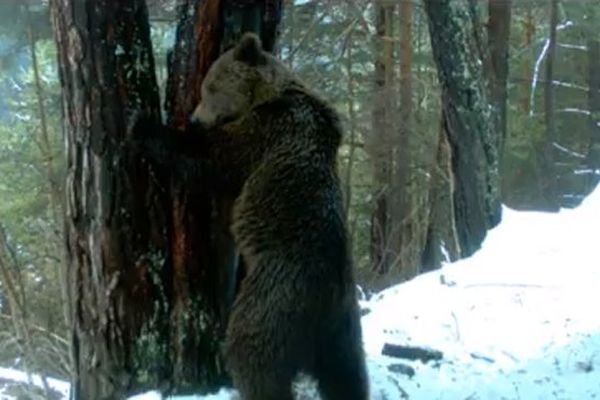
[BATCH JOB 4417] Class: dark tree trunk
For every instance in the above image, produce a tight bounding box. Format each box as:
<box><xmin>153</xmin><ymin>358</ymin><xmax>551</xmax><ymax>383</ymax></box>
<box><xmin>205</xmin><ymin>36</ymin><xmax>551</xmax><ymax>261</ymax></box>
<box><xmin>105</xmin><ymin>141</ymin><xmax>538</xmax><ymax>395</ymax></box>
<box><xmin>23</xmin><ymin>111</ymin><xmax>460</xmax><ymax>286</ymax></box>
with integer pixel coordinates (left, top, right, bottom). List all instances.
<box><xmin>541</xmin><ymin>0</ymin><xmax>560</xmax><ymax>210</ymax></box>
<box><xmin>488</xmin><ymin>0</ymin><xmax>512</xmax><ymax>158</ymax></box>
<box><xmin>369</xmin><ymin>1</ymin><xmax>396</xmax><ymax>286</ymax></box>
<box><xmin>586</xmin><ymin>38</ymin><xmax>600</xmax><ymax>189</ymax></box>
<box><xmin>423</xmin><ymin>0</ymin><xmax>502</xmax><ymax>258</ymax></box>
<box><xmin>51</xmin><ymin>0</ymin><xmax>282</xmax><ymax>398</ymax></box>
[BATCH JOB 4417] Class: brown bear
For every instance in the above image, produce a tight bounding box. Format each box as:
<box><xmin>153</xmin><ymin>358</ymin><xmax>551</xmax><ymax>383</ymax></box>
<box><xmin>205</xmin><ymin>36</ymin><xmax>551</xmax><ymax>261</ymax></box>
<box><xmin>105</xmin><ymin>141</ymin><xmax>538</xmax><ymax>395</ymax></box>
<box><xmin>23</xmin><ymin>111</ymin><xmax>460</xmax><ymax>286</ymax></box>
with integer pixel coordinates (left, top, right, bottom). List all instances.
<box><xmin>140</xmin><ymin>33</ymin><xmax>368</xmax><ymax>400</ymax></box>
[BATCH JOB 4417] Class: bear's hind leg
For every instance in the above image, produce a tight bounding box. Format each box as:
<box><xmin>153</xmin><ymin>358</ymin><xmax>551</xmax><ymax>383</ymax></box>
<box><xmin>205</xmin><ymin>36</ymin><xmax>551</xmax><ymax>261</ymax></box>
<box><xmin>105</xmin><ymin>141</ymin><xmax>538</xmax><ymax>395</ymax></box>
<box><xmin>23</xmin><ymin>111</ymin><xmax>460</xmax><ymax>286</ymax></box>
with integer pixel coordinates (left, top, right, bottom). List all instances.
<box><xmin>314</xmin><ymin>312</ymin><xmax>369</xmax><ymax>400</ymax></box>
<box><xmin>231</xmin><ymin>366</ymin><xmax>294</xmax><ymax>400</ymax></box>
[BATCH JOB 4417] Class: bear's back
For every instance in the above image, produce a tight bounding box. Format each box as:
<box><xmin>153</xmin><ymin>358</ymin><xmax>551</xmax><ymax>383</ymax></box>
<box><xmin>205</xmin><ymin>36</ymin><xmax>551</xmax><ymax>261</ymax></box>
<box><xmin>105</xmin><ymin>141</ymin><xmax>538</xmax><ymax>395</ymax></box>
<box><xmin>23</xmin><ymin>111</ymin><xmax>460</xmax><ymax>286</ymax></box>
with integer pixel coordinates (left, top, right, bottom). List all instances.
<box><xmin>231</xmin><ymin>86</ymin><xmax>349</xmax><ymax>277</ymax></box>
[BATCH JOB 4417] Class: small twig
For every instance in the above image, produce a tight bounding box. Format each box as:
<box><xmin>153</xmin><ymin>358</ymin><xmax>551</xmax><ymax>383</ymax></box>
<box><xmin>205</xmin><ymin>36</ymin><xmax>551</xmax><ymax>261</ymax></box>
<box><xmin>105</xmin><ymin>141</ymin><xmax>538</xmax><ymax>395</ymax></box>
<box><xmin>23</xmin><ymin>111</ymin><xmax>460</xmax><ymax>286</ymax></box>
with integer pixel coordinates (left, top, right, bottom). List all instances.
<box><xmin>463</xmin><ymin>283</ymin><xmax>549</xmax><ymax>289</ymax></box>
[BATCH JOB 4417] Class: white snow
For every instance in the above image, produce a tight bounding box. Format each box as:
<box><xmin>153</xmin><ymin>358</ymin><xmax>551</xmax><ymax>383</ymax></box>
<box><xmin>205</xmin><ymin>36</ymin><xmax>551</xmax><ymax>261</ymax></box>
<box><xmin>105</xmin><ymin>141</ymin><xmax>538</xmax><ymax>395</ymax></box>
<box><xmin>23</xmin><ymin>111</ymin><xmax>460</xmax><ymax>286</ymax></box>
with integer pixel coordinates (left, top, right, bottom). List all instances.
<box><xmin>0</xmin><ymin>367</ymin><xmax>70</xmax><ymax>399</ymax></box>
<box><xmin>2</xmin><ymin>184</ymin><xmax>599</xmax><ymax>399</ymax></box>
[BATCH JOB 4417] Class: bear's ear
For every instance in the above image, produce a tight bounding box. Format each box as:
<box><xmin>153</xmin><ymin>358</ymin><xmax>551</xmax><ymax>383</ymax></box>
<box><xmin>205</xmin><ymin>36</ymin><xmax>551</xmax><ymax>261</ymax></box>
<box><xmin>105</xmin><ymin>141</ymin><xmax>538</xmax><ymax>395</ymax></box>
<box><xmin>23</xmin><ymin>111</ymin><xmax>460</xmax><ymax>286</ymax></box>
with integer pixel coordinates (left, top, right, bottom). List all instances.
<box><xmin>233</xmin><ymin>32</ymin><xmax>266</xmax><ymax>66</ymax></box>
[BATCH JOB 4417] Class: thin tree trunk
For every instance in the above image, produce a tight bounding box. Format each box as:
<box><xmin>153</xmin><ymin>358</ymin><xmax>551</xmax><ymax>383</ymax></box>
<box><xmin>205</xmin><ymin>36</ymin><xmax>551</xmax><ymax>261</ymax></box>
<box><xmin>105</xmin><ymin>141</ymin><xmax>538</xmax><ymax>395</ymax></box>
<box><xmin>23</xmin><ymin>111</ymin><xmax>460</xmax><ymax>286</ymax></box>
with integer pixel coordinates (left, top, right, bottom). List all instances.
<box><xmin>390</xmin><ymin>0</ymin><xmax>418</xmax><ymax>279</ymax></box>
<box><xmin>541</xmin><ymin>0</ymin><xmax>560</xmax><ymax>210</ymax></box>
<box><xmin>421</xmin><ymin>121</ymin><xmax>460</xmax><ymax>272</ymax></box>
<box><xmin>423</xmin><ymin>0</ymin><xmax>501</xmax><ymax>258</ymax></box>
<box><xmin>344</xmin><ymin>30</ymin><xmax>357</xmax><ymax>223</ymax></box>
<box><xmin>0</xmin><ymin>226</ymin><xmax>53</xmax><ymax>399</ymax></box>
<box><xmin>25</xmin><ymin>2</ymin><xmax>70</xmax><ymax>345</ymax></box>
<box><xmin>521</xmin><ymin>2</ymin><xmax>535</xmax><ymax>114</ymax></box>
<box><xmin>285</xmin><ymin>0</ymin><xmax>295</xmax><ymax>68</ymax></box>
<box><xmin>27</xmin><ymin>9</ymin><xmax>62</xmax><ymax>225</ymax></box>
<box><xmin>369</xmin><ymin>1</ymin><xmax>396</xmax><ymax>285</ymax></box>
<box><xmin>488</xmin><ymin>0</ymin><xmax>512</xmax><ymax>158</ymax></box>
<box><xmin>586</xmin><ymin>38</ymin><xmax>600</xmax><ymax>189</ymax></box>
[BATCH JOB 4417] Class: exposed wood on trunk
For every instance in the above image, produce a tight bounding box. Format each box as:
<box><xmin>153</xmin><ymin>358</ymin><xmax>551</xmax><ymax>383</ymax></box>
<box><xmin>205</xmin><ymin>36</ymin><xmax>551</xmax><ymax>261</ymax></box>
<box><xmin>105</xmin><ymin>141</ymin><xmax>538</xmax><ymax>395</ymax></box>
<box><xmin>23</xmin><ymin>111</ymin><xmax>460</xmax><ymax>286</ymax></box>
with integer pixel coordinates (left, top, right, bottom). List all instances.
<box><xmin>163</xmin><ymin>0</ymin><xmax>225</xmax><ymax>387</ymax></box>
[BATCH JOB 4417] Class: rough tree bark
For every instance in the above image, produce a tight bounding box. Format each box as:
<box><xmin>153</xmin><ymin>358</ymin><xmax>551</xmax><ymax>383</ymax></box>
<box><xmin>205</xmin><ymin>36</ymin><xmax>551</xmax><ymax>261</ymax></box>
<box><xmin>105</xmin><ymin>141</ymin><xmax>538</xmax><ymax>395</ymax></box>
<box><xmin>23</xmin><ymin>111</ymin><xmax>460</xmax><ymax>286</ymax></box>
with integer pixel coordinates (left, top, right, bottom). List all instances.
<box><xmin>50</xmin><ymin>0</ymin><xmax>282</xmax><ymax>398</ymax></box>
<box><xmin>51</xmin><ymin>0</ymin><xmax>174</xmax><ymax>397</ymax></box>
<box><xmin>423</xmin><ymin>0</ymin><xmax>502</xmax><ymax>258</ymax></box>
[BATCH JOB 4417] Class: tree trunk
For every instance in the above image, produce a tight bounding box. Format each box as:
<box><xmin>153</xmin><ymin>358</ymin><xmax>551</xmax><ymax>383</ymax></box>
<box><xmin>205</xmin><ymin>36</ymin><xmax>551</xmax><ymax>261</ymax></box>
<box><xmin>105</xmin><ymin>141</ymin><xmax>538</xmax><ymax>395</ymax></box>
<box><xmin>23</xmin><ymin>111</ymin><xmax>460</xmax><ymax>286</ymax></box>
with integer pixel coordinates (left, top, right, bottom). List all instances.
<box><xmin>421</xmin><ymin>122</ymin><xmax>461</xmax><ymax>272</ymax></box>
<box><xmin>51</xmin><ymin>0</ymin><xmax>171</xmax><ymax>397</ymax></box>
<box><xmin>521</xmin><ymin>2</ymin><xmax>535</xmax><ymax>115</ymax></box>
<box><xmin>488</xmin><ymin>0</ymin><xmax>512</xmax><ymax>158</ymax></box>
<box><xmin>540</xmin><ymin>0</ymin><xmax>560</xmax><ymax>210</ymax></box>
<box><xmin>586</xmin><ymin>38</ymin><xmax>600</xmax><ymax>189</ymax></box>
<box><xmin>51</xmin><ymin>0</ymin><xmax>282</xmax><ymax>397</ymax></box>
<box><xmin>369</xmin><ymin>1</ymin><xmax>396</xmax><ymax>285</ymax></box>
<box><xmin>26</xmin><ymin>2</ymin><xmax>71</xmax><ymax>349</ymax></box>
<box><xmin>344</xmin><ymin>31</ymin><xmax>357</xmax><ymax>223</ymax></box>
<box><xmin>27</xmin><ymin>7</ymin><xmax>62</xmax><ymax>226</ymax></box>
<box><xmin>391</xmin><ymin>0</ymin><xmax>420</xmax><ymax>280</ymax></box>
<box><xmin>423</xmin><ymin>0</ymin><xmax>502</xmax><ymax>258</ymax></box>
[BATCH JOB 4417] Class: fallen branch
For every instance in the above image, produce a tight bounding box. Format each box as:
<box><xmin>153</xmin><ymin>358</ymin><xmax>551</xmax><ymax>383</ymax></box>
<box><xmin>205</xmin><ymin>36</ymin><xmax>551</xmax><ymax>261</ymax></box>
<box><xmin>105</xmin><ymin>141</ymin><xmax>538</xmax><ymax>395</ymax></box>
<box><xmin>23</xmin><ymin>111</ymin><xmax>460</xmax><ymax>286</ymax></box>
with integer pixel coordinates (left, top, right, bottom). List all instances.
<box><xmin>382</xmin><ymin>343</ymin><xmax>443</xmax><ymax>363</ymax></box>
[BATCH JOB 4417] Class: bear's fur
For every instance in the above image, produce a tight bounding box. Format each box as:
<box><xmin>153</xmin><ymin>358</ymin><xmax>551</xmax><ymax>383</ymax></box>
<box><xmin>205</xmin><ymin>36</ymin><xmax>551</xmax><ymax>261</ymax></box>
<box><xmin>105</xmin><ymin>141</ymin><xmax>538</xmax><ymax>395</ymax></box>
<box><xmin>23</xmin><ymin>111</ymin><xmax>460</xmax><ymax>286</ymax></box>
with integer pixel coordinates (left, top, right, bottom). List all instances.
<box><xmin>140</xmin><ymin>33</ymin><xmax>368</xmax><ymax>400</ymax></box>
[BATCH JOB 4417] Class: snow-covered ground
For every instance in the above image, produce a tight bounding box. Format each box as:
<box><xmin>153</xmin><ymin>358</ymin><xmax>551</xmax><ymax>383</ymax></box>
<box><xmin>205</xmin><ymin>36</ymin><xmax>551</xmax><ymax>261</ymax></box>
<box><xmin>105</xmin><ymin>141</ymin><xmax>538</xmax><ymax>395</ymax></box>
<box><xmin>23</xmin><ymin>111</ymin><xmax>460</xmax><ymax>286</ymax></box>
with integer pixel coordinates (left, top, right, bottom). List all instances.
<box><xmin>0</xmin><ymin>367</ymin><xmax>70</xmax><ymax>399</ymax></box>
<box><xmin>362</xmin><ymin>184</ymin><xmax>600</xmax><ymax>400</ymax></box>
<box><xmin>2</xmin><ymin>184</ymin><xmax>599</xmax><ymax>399</ymax></box>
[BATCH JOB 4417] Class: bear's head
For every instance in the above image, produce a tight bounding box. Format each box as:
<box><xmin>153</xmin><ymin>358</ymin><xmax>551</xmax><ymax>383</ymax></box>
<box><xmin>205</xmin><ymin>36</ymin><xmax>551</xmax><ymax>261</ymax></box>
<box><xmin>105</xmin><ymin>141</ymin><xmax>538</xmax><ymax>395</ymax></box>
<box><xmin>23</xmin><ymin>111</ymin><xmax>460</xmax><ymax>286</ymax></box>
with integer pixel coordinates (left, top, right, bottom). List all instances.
<box><xmin>191</xmin><ymin>32</ymin><xmax>295</xmax><ymax>127</ymax></box>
